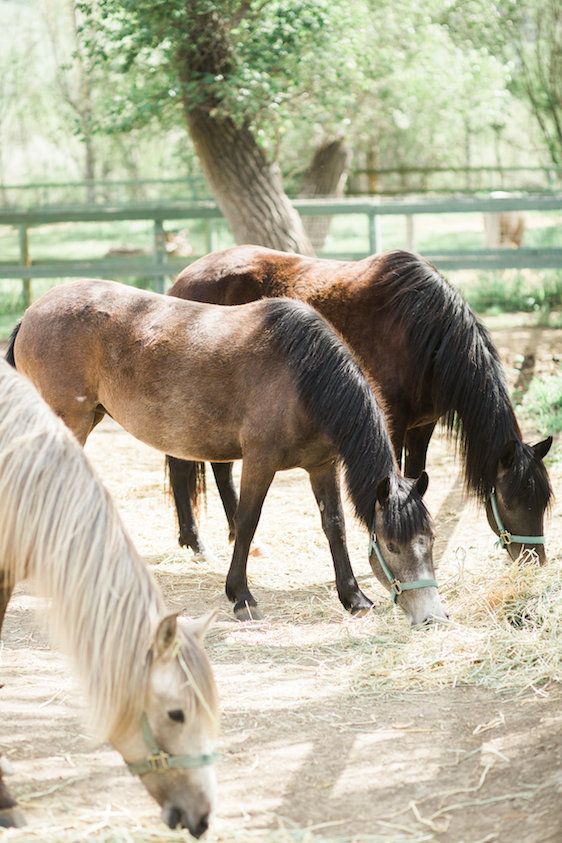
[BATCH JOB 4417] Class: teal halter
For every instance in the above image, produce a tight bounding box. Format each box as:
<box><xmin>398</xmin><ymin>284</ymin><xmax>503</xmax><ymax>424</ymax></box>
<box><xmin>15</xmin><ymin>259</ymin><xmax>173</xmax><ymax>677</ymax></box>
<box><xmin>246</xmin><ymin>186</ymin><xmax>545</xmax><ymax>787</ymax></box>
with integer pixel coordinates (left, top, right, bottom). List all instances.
<box><xmin>368</xmin><ymin>525</ymin><xmax>438</xmax><ymax>605</ymax></box>
<box><xmin>489</xmin><ymin>489</ymin><xmax>545</xmax><ymax>550</ymax></box>
<box><xmin>127</xmin><ymin>639</ymin><xmax>219</xmax><ymax>777</ymax></box>
<box><xmin>127</xmin><ymin>713</ymin><xmax>218</xmax><ymax>777</ymax></box>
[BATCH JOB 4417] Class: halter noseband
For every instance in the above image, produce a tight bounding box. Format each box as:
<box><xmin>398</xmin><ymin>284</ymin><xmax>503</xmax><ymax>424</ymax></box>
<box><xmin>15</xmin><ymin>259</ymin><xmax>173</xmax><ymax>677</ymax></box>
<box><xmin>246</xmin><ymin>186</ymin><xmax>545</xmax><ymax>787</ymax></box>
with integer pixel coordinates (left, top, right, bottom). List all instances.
<box><xmin>127</xmin><ymin>714</ymin><xmax>218</xmax><ymax>776</ymax></box>
<box><xmin>368</xmin><ymin>518</ymin><xmax>438</xmax><ymax>604</ymax></box>
<box><xmin>489</xmin><ymin>489</ymin><xmax>545</xmax><ymax>550</ymax></box>
<box><xmin>127</xmin><ymin>640</ymin><xmax>219</xmax><ymax>778</ymax></box>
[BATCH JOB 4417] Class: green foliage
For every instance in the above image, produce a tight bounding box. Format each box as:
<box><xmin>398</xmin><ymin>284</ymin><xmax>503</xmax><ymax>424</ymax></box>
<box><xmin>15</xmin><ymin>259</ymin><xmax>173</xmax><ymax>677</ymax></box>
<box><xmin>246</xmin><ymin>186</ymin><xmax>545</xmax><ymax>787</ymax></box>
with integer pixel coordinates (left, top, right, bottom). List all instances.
<box><xmin>445</xmin><ymin>0</ymin><xmax>562</xmax><ymax>165</ymax></box>
<box><xmin>76</xmin><ymin>0</ymin><xmax>522</xmax><ymax>168</ymax></box>
<box><xmin>460</xmin><ymin>271</ymin><xmax>562</xmax><ymax>315</ymax></box>
<box><xmin>76</xmin><ymin>0</ymin><xmax>343</xmax><ymax>140</ymax></box>
<box><xmin>520</xmin><ymin>374</ymin><xmax>562</xmax><ymax>441</ymax></box>
<box><xmin>1</xmin><ymin>0</ymin><xmax>558</xmax><ymax>204</ymax></box>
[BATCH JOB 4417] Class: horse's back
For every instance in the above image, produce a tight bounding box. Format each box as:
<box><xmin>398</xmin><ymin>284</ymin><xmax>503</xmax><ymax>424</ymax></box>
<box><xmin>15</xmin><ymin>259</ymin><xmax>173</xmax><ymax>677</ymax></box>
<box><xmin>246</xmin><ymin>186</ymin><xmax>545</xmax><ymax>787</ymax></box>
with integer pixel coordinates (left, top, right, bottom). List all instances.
<box><xmin>170</xmin><ymin>245</ymin><xmax>367</xmax><ymax>305</ymax></box>
<box><xmin>171</xmin><ymin>246</ymin><xmax>286</xmax><ymax>304</ymax></box>
<box><xmin>12</xmin><ymin>278</ymin><xmax>309</xmax><ymax>459</ymax></box>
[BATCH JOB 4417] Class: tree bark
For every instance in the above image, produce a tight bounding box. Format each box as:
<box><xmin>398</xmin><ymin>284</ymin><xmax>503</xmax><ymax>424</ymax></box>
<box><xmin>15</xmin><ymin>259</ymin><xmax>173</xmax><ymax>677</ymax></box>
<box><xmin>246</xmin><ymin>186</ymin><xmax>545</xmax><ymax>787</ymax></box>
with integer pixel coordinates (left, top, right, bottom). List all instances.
<box><xmin>185</xmin><ymin>108</ymin><xmax>313</xmax><ymax>254</ymax></box>
<box><xmin>299</xmin><ymin>137</ymin><xmax>350</xmax><ymax>251</ymax></box>
<box><xmin>176</xmin><ymin>5</ymin><xmax>313</xmax><ymax>255</ymax></box>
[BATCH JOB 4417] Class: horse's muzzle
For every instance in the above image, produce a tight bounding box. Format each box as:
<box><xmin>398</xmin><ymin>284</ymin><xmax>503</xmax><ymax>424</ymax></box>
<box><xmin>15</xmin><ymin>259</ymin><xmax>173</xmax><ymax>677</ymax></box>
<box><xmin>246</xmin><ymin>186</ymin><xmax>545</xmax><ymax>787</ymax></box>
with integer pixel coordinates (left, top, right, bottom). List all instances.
<box><xmin>162</xmin><ymin>804</ymin><xmax>210</xmax><ymax>838</ymax></box>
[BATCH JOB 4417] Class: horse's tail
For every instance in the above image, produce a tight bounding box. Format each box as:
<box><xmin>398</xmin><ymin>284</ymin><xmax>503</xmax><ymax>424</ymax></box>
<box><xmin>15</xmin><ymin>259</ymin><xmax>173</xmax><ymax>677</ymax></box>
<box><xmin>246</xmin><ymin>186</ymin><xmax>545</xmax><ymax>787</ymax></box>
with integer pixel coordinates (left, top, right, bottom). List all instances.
<box><xmin>264</xmin><ymin>298</ymin><xmax>394</xmax><ymax>528</ymax></box>
<box><xmin>165</xmin><ymin>456</ymin><xmax>207</xmax><ymax>518</ymax></box>
<box><xmin>5</xmin><ymin>322</ymin><xmax>21</xmax><ymax>368</ymax></box>
<box><xmin>186</xmin><ymin>461</ymin><xmax>207</xmax><ymax>517</ymax></box>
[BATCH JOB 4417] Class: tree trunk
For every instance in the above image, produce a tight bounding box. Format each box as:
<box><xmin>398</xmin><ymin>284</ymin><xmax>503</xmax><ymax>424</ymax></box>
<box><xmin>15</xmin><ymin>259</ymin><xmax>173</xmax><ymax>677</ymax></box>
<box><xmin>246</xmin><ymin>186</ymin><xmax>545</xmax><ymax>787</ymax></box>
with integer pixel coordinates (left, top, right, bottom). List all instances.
<box><xmin>299</xmin><ymin>137</ymin><xmax>350</xmax><ymax>251</ymax></box>
<box><xmin>176</xmin><ymin>5</ymin><xmax>313</xmax><ymax>255</ymax></box>
<box><xmin>186</xmin><ymin>108</ymin><xmax>314</xmax><ymax>254</ymax></box>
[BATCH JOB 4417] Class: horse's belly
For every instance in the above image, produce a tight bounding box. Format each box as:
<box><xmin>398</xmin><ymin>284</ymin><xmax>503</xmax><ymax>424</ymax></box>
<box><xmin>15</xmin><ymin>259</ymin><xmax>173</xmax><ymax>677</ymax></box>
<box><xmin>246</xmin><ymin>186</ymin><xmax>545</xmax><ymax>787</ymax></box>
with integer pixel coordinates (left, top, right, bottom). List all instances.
<box><xmin>101</xmin><ymin>395</ymin><xmax>243</xmax><ymax>462</ymax></box>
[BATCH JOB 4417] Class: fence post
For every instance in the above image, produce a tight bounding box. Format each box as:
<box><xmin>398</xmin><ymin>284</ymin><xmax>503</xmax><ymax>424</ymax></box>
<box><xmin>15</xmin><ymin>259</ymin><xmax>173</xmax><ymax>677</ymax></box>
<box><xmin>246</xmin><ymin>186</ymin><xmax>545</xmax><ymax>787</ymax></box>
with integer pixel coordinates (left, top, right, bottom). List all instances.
<box><xmin>405</xmin><ymin>215</ymin><xmax>415</xmax><ymax>251</ymax></box>
<box><xmin>18</xmin><ymin>224</ymin><xmax>32</xmax><ymax>308</ymax></box>
<box><xmin>204</xmin><ymin>220</ymin><xmax>218</xmax><ymax>254</ymax></box>
<box><xmin>368</xmin><ymin>209</ymin><xmax>381</xmax><ymax>254</ymax></box>
<box><xmin>153</xmin><ymin>219</ymin><xmax>167</xmax><ymax>293</ymax></box>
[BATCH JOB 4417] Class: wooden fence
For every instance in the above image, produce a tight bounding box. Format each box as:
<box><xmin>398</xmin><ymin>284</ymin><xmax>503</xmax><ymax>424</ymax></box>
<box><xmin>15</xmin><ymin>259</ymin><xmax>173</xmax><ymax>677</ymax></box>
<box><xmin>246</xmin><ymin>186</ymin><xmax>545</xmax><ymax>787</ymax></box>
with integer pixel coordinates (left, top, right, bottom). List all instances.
<box><xmin>0</xmin><ymin>194</ymin><xmax>561</xmax><ymax>306</ymax></box>
<box><xmin>1</xmin><ymin>166</ymin><xmax>561</xmax><ymax>206</ymax></box>
<box><xmin>348</xmin><ymin>165</ymin><xmax>562</xmax><ymax>195</ymax></box>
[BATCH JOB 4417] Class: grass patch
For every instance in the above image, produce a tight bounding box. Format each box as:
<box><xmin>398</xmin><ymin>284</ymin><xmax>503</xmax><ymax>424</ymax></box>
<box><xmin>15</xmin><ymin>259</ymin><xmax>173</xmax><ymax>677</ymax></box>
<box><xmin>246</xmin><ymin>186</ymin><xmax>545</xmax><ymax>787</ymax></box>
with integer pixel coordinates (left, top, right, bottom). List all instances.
<box><xmin>459</xmin><ymin>270</ymin><xmax>562</xmax><ymax>315</ymax></box>
<box><xmin>519</xmin><ymin>373</ymin><xmax>562</xmax><ymax>466</ymax></box>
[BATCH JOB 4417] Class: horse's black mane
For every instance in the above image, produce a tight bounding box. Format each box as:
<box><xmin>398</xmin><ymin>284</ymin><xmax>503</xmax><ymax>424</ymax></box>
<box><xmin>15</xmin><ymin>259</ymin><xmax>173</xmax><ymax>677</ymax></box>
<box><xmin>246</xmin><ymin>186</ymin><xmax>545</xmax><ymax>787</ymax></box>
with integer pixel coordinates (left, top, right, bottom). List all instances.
<box><xmin>5</xmin><ymin>321</ymin><xmax>20</xmax><ymax>368</ymax></box>
<box><xmin>264</xmin><ymin>298</ymin><xmax>432</xmax><ymax>540</ymax></box>
<box><xmin>374</xmin><ymin>251</ymin><xmax>552</xmax><ymax>508</ymax></box>
<box><xmin>502</xmin><ymin>442</ymin><xmax>552</xmax><ymax>511</ymax></box>
<box><xmin>382</xmin><ymin>475</ymin><xmax>433</xmax><ymax>543</ymax></box>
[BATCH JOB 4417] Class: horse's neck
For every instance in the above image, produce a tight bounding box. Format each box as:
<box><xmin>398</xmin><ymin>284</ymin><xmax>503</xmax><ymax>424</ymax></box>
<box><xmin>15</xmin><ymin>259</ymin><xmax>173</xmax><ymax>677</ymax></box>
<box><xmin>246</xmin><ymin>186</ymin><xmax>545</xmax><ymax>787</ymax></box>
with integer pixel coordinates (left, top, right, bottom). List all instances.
<box><xmin>26</xmin><ymin>480</ymin><xmax>162</xmax><ymax>737</ymax></box>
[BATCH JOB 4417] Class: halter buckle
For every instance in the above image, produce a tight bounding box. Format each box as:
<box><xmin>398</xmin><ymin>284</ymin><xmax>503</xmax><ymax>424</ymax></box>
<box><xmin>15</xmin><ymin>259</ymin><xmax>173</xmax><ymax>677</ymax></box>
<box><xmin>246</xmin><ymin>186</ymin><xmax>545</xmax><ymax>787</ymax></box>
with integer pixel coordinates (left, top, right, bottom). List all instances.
<box><xmin>499</xmin><ymin>529</ymin><xmax>512</xmax><ymax>547</ymax></box>
<box><xmin>390</xmin><ymin>579</ymin><xmax>402</xmax><ymax>596</ymax></box>
<box><xmin>147</xmin><ymin>752</ymin><xmax>171</xmax><ymax>772</ymax></box>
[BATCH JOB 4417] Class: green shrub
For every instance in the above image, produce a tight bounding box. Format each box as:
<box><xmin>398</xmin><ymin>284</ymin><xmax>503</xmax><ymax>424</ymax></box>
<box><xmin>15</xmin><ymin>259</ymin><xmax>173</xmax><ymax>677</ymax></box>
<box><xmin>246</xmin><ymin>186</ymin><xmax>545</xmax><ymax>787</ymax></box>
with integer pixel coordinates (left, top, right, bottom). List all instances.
<box><xmin>521</xmin><ymin>373</ymin><xmax>562</xmax><ymax>437</ymax></box>
<box><xmin>461</xmin><ymin>271</ymin><xmax>562</xmax><ymax>315</ymax></box>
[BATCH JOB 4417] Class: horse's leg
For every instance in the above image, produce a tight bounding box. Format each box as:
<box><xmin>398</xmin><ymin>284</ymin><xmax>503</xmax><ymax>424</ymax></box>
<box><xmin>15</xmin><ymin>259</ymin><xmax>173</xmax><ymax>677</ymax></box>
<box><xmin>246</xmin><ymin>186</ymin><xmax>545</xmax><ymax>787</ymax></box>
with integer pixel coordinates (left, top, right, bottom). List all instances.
<box><xmin>225</xmin><ymin>459</ymin><xmax>274</xmax><ymax>621</ymax></box>
<box><xmin>0</xmin><ymin>572</ymin><xmax>13</xmax><ymax>638</ymax></box>
<box><xmin>167</xmin><ymin>457</ymin><xmax>207</xmax><ymax>556</ymax></box>
<box><xmin>308</xmin><ymin>461</ymin><xmax>373</xmax><ymax>615</ymax></box>
<box><xmin>389</xmin><ymin>416</ymin><xmax>407</xmax><ymax>473</ymax></box>
<box><xmin>57</xmin><ymin>406</ymin><xmax>97</xmax><ymax>447</ymax></box>
<box><xmin>404</xmin><ymin>422</ymin><xmax>436</xmax><ymax>477</ymax></box>
<box><xmin>211</xmin><ymin>462</ymin><xmax>238</xmax><ymax>542</ymax></box>
<box><xmin>0</xmin><ymin>763</ymin><xmax>23</xmax><ymax>829</ymax></box>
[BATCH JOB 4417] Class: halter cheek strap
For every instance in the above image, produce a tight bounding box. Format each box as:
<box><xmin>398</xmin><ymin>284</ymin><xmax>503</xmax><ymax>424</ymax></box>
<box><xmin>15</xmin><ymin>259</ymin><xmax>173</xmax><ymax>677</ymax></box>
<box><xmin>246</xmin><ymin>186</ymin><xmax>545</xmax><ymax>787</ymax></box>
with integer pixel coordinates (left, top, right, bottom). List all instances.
<box><xmin>368</xmin><ymin>527</ymin><xmax>438</xmax><ymax>605</ymax></box>
<box><xmin>489</xmin><ymin>489</ymin><xmax>545</xmax><ymax>549</ymax></box>
<box><xmin>127</xmin><ymin>639</ymin><xmax>219</xmax><ymax>778</ymax></box>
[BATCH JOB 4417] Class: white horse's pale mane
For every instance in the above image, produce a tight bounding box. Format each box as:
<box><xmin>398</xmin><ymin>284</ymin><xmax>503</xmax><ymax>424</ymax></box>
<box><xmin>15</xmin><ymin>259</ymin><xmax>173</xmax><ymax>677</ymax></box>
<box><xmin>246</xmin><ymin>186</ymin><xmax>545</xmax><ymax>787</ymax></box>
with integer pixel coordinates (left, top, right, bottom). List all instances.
<box><xmin>0</xmin><ymin>361</ymin><xmax>216</xmax><ymax>740</ymax></box>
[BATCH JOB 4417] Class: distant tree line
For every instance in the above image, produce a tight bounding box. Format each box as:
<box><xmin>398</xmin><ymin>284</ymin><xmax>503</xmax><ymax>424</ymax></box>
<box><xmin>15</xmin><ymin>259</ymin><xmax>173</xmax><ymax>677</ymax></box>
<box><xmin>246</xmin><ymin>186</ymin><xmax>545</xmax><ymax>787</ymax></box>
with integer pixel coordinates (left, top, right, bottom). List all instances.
<box><xmin>1</xmin><ymin>0</ymin><xmax>559</xmax><ymax>251</ymax></box>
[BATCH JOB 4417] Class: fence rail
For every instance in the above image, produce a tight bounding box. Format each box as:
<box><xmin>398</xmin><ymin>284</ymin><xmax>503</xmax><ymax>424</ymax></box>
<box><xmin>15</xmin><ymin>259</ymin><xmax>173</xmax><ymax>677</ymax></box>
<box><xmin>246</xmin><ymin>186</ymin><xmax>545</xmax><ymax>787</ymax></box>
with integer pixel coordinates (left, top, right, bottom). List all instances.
<box><xmin>349</xmin><ymin>164</ymin><xmax>562</xmax><ymax>195</ymax></box>
<box><xmin>0</xmin><ymin>176</ymin><xmax>211</xmax><ymax>208</ymax></box>
<box><xmin>1</xmin><ymin>166</ymin><xmax>561</xmax><ymax>208</ymax></box>
<box><xmin>0</xmin><ymin>194</ymin><xmax>561</xmax><ymax>304</ymax></box>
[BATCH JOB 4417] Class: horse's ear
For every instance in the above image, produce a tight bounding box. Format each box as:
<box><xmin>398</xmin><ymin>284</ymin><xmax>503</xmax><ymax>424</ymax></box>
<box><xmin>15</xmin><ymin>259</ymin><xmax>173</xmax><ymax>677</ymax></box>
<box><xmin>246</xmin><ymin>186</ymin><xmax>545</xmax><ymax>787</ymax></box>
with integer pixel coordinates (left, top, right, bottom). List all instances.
<box><xmin>533</xmin><ymin>436</ymin><xmax>552</xmax><ymax>461</ymax></box>
<box><xmin>153</xmin><ymin>613</ymin><xmax>178</xmax><ymax>659</ymax></box>
<box><xmin>376</xmin><ymin>476</ymin><xmax>391</xmax><ymax>506</ymax></box>
<box><xmin>415</xmin><ymin>470</ymin><xmax>429</xmax><ymax>498</ymax></box>
<box><xmin>499</xmin><ymin>440</ymin><xmax>518</xmax><ymax>470</ymax></box>
<box><xmin>183</xmin><ymin>609</ymin><xmax>218</xmax><ymax>642</ymax></box>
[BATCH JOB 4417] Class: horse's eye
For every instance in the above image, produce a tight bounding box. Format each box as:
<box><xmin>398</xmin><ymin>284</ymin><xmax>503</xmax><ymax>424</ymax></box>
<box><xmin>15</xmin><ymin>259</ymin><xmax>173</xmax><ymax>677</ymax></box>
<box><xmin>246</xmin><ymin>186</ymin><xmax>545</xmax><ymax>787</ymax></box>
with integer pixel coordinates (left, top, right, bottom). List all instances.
<box><xmin>168</xmin><ymin>709</ymin><xmax>185</xmax><ymax>723</ymax></box>
<box><xmin>387</xmin><ymin>542</ymin><xmax>399</xmax><ymax>555</ymax></box>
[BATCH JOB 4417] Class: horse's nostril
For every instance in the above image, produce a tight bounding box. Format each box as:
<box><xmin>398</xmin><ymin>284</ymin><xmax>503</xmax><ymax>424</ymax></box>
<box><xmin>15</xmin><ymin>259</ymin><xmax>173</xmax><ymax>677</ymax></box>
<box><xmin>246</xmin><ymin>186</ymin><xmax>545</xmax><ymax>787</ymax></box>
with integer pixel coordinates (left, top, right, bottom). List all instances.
<box><xmin>192</xmin><ymin>812</ymin><xmax>210</xmax><ymax>838</ymax></box>
<box><xmin>166</xmin><ymin>807</ymin><xmax>182</xmax><ymax>830</ymax></box>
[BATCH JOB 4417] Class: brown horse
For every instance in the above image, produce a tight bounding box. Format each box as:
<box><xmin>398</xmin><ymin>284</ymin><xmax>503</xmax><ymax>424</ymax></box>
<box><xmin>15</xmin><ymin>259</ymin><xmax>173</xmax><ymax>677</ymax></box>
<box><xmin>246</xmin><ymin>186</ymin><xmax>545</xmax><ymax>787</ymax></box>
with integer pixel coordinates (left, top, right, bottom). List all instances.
<box><xmin>167</xmin><ymin>246</ymin><xmax>553</xmax><ymax>564</ymax></box>
<box><xmin>7</xmin><ymin>279</ymin><xmax>445</xmax><ymax>624</ymax></box>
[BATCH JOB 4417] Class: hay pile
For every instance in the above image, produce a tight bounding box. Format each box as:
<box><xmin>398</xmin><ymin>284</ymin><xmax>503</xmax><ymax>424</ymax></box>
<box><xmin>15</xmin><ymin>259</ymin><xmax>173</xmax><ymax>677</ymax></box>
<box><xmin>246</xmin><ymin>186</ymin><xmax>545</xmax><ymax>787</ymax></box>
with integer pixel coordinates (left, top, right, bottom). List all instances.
<box><xmin>344</xmin><ymin>557</ymin><xmax>562</xmax><ymax>696</ymax></box>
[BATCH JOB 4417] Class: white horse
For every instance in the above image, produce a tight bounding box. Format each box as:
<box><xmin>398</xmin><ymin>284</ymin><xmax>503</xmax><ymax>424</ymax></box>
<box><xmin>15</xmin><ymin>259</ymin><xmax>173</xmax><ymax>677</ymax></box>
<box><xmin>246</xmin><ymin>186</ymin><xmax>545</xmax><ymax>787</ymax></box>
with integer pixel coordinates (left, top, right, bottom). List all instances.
<box><xmin>0</xmin><ymin>358</ymin><xmax>219</xmax><ymax>836</ymax></box>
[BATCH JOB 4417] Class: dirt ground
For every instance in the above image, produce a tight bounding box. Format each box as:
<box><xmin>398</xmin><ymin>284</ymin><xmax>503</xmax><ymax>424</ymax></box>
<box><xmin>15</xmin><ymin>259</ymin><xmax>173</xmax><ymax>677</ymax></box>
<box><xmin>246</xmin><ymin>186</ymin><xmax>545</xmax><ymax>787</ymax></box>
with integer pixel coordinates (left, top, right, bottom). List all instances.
<box><xmin>1</xmin><ymin>316</ymin><xmax>561</xmax><ymax>842</ymax></box>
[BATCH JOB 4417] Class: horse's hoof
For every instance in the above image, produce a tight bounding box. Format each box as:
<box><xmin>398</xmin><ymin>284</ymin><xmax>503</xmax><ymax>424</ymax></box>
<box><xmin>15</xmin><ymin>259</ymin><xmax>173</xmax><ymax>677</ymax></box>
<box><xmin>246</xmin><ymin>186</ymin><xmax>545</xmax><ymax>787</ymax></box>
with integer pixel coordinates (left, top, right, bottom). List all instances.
<box><xmin>0</xmin><ymin>808</ymin><xmax>26</xmax><ymax>828</ymax></box>
<box><xmin>178</xmin><ymin>534</ymin><xmax>205</xmax><ymax>554</ymax></box>
<box><xmin>348</xmin><ymin>596</ymin><xmax>374</xmax><ymax>617</ymax></box>
<box><xmin>234</xmin><ymin>603</ymin><xmax>264</xmax><ymax>622</ymax></box>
